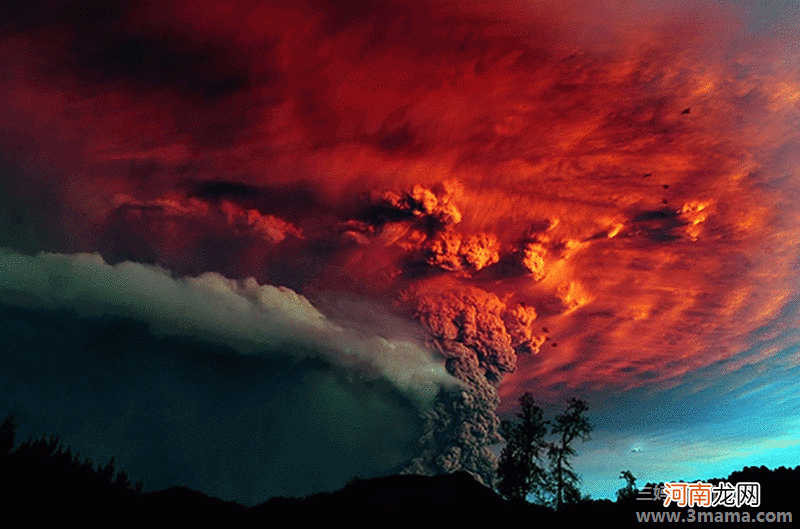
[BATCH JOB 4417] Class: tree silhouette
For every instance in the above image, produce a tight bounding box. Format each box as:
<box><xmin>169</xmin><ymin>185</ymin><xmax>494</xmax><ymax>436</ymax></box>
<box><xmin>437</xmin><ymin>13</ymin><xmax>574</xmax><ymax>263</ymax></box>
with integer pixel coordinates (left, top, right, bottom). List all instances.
<box><xmin>0</xmin><ymin>413</ymin><xmax>15</xmax><ymax>456</ymax></box>
<box><xmin>0</xmin><ymin>412</ymin><xmax>143</xmax><ymax>510</ymax></box>
<box><xmin>548</xmin><ymin>397</ymin><xmax>592</xmax><ymax>510</ymax></box>
<box><xmin>496</xmin><ymin>392</ymin><xmax>550</xmax><ymax>502</ymax></box>
<box><xmin>616</xmin><ymin>469</ymin><xmax>637</xmax><ymax>502</ymax></box>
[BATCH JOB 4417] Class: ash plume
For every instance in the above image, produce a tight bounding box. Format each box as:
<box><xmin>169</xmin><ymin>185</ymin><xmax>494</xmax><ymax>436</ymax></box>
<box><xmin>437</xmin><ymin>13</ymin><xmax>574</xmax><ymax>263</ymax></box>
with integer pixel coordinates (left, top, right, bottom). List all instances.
<box><xmin>0</xmin><ymin>249</ymin><xmax>455</xmax><ymax>404</ymax></box>
<box><xmin>349</xmin><ymin>182</ymin><xmax>504</xmax><ymax>275</ymax></box>
<box><xmin>362</xmin><ymin>182</ymin><xmax>463</xmax><ymax>230</ymax></box>
<box><xmin>402</xmin><ymin>285</ymin><xmax>546</xmax><ymax>485</ymax></box>
<box><xmin>426</xmin><ymin>231</ymin><xmax>501</xmax><ymax>273</ymax></box>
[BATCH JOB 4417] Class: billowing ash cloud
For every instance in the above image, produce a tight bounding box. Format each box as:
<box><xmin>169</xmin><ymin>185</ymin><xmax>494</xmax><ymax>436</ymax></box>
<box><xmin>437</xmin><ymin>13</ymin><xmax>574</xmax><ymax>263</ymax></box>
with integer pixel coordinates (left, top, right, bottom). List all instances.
<box><xmin>369</xmin><ymin>182</ymin><xmax>463</xmax><ymax>227</ymax></box>
<box><xmin>345</xmin><ymin>182</ymin><xmax>504</xmax><ymax>275</ymax></box>
<box><xmin>345</xmin><ymin>182</ymin><xmax>464</xmax><ymax>254</ymax></box>
<box><xmin>0</xmin><ymin>249</ymin><xmax>456</xmax><ymax>404</ymax></box>
<box><xmin>426</xmin><ymin>231</ymin><xmax>501</xmax><ymax>272</ymax></box>
<box><xmin>401</xmin><ymin>285</ymin><xmax>546</xmax><ymax>484</ymax></box>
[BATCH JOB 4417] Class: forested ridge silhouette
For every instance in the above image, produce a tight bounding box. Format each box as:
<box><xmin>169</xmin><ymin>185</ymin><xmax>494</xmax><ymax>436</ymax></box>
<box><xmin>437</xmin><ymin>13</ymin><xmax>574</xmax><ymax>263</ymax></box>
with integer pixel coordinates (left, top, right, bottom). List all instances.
<box><xmin>1</xmin><ymin>413</ymin><xmax>796</xmax><ymax>523</ymax></box>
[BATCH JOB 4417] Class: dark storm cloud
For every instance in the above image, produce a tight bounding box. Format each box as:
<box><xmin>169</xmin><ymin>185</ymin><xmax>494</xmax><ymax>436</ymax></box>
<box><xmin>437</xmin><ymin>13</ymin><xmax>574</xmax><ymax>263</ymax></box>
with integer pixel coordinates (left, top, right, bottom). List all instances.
<box><xmin>189</xmin><ymin>180</ymin><xmax>265</xmax><ymax>200</ymax></box>
<box><xmin>0</xmin><ymin>156</ymin><xmax>70</xmax><ymax>254</ymax></box>
<box><xmin>70</xmin><ymin>33</ymin><xmax>252</xmax><ymax>101</ymax></box>
<box><xmin>626</xmin><ymin>207</ymin><xmax>688</xmax><ymax>243</ymax></box>
<box><xmin>0</xmin><ymin>0</ymin><xmax>125</xmax><ymax>31</ymax></box>
<box><xmin>3</xmin><ymin>0</ymin><xmax>254</xmax><ymax>101</ymax></box>
<box><xmin>372</xmin><ymin>122</ymin><xmax>427</xmax><ymax>154</ymax></box>
<box><xmin>186</xmin><ymin>180</ymin><xmax>329</xmax><ymax>224</ymax></box>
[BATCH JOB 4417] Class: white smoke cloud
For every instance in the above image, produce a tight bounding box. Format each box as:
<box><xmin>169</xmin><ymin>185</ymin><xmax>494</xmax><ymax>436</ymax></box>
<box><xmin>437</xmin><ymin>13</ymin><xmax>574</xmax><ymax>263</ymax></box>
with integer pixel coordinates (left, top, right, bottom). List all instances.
<box><xmin>0</xmin><ymin>248</ymin><xmax>457</xmax><ymax>405</ymax></box>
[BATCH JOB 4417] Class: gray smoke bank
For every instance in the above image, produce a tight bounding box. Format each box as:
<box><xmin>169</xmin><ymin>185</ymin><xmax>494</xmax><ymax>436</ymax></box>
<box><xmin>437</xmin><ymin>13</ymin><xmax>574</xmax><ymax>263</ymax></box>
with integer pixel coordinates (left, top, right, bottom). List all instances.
<box><xmin>0</xmin><ymin>249</ymin><xmax>543</xmax><ymax>487</ymax></box>
<box><xmin>0</xmin><ymin>248</ymin><xmax>457</xmax><ymax>405</ymax></box>
<box><xmin>403</xmin><ymin>286</ymin><xmax>545</xmax><ymax>485</ymax></box>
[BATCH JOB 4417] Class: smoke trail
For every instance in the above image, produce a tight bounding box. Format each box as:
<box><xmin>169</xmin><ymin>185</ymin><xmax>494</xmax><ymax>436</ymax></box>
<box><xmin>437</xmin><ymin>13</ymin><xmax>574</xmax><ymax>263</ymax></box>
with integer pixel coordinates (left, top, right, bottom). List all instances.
<box><xmin>0</xmin><ymin>248</ymin><xmax>457</xmax><ymax>405</ymax></box>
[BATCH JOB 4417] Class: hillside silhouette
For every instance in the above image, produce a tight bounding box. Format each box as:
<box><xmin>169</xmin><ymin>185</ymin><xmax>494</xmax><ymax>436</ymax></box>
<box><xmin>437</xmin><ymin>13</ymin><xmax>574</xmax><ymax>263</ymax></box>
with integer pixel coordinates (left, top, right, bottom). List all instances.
<box><xmin>1</xmin><ymin>413</ymin><xmax>796</xmax><ymax>523</ymax></box>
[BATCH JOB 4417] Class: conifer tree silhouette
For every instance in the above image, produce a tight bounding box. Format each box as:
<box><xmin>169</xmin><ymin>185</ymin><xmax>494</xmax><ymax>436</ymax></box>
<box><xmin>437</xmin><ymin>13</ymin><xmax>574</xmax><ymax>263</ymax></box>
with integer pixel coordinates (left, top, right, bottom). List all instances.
<box><xmin>549</xmin><ymin>398</ymin><xmax>592</xmax><ymax>510</ymax></box>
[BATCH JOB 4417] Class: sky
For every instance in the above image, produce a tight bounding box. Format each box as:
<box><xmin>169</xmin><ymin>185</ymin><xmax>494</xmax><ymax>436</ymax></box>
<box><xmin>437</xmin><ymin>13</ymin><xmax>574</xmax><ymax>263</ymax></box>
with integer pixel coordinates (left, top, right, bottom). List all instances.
<box><xmin>0</xmin><ymin>0</ymin><xmax>798</xmax><ymax>505</ymax></box>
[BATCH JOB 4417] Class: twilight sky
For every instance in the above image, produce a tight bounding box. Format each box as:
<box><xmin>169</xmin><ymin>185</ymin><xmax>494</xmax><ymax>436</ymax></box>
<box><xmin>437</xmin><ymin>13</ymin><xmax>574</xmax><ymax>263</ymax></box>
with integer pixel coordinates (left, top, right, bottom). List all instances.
<box><xmin>0</xmin><ymin>0</ymin><xmax>798</xmax><ymax>504</ymax></box>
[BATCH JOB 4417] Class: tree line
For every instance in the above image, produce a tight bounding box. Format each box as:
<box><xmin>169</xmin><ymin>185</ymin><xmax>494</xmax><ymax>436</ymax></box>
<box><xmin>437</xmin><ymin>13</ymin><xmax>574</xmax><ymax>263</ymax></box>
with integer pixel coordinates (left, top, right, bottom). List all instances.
<box><xmin>495</xmin><ymin>392</ymin><xmax>593</xmax><ymax>509</ymax></box>
<box><xmin>0</xmin><ymin>412</ymin><xmax>143</xmax><ymax>510</ymax></box>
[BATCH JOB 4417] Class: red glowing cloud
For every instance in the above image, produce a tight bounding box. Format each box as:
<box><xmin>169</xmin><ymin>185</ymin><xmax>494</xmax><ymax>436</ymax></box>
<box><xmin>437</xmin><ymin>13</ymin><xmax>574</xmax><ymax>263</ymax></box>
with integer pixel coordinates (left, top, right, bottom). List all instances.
<box><xmin>1</xmin><ymin>0</ymin><xmax>798</xmax><ymax>412</ymax></box>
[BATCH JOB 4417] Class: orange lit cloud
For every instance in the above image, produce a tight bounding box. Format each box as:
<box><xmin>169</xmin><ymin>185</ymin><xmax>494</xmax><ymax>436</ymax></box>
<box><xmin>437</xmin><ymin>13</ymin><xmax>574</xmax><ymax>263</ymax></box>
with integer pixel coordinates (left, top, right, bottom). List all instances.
<box><xmin>1</xmin><ymin>0</ymin><xmax>798</xmax><ymax>415</ymax></box>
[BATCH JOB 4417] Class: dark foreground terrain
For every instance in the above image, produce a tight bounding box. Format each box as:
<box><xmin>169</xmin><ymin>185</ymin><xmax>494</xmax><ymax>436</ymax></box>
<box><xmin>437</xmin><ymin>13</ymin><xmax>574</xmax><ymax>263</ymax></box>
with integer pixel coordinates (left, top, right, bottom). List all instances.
<box><xmin>1</xmin><ymin>422</ymin><xmax>796</xmax><ymax>524</ymax></box>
